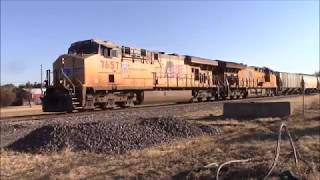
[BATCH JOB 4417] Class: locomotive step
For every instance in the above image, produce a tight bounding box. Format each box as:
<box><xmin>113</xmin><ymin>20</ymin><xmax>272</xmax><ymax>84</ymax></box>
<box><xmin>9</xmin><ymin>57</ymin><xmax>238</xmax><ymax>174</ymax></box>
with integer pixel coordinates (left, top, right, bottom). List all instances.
<box><xmin>72</xmin><ymin>101</ymin><xmax>80</xmax><ymax>105</ymax></box>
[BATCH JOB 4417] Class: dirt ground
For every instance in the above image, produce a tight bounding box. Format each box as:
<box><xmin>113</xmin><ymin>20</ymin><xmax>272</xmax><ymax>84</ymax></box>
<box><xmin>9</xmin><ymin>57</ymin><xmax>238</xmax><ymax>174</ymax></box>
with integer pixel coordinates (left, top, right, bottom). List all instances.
<box><xmin>1</xmin><ymin>95</ymin><xmax>319</xmax><ymax>180</ymax></box>
<box><xmin>0</xmin><ymin>105</ymin><xmax>52</xmax><ymax>118</ymax></box>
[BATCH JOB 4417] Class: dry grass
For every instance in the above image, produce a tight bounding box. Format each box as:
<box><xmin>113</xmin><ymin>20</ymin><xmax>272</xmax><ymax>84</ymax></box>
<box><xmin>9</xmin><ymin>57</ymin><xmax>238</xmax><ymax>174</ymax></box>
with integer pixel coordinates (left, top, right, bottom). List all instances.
<box><xmin>1</xmin><ymin>95</ymin><xmax>319</xmax><ymax>179</ymax></box>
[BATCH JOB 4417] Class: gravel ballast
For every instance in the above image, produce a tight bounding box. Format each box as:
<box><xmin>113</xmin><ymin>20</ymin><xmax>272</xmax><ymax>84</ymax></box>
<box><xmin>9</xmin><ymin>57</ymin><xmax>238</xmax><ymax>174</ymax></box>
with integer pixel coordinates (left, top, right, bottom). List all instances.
<box><xmin>7</xmin><ymin>117</ymin><xmax>220</xmax><ymax>154</ymax></box>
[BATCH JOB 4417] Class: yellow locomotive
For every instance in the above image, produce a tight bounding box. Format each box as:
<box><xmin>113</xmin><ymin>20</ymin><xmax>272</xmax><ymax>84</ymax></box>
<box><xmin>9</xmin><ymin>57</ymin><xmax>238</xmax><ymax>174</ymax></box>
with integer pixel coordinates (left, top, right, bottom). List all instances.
<box><xmin>42</xmin><ymin>39</ymin><xmax>280</xmax><ymax>112</ymax></box>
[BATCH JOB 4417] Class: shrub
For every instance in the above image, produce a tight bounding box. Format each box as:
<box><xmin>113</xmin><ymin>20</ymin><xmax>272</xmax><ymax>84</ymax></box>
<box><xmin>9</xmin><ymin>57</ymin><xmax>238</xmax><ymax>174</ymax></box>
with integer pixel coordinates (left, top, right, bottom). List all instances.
<box><xmin>0</xmin><ymin>84</ymin><xmax>16</xmax><ymax>107</ymax></box>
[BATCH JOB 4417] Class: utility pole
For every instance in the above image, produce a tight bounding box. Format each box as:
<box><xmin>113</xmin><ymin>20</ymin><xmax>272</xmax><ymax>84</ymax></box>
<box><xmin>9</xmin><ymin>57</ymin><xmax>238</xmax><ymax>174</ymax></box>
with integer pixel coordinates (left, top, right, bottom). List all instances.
<box><xmin>40</xmin><ymin>64</ymin><xmax>43</xmax><ymax>95</ymax></box>
<box><xmin>301</xmin><ymin>78</ymin><xmax>305</xmax><ymax>118</ymax></box>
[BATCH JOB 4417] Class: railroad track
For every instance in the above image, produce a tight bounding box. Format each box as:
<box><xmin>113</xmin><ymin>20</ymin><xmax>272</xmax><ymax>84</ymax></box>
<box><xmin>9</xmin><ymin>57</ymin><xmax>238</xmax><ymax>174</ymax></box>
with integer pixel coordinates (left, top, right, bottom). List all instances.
<box><xmin>0</xmin><ymin>94</ymin><xmax>315</xmax><ymax>123</ymax></box>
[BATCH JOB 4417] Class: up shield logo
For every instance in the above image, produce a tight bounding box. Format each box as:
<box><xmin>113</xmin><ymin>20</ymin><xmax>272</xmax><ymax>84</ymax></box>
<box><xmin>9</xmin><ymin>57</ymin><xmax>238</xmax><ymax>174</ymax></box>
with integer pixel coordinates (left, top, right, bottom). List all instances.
<box><xmin>63</xmin><ymin>68</ymin><xmax>73</xmax><ymax>76</ymax></box>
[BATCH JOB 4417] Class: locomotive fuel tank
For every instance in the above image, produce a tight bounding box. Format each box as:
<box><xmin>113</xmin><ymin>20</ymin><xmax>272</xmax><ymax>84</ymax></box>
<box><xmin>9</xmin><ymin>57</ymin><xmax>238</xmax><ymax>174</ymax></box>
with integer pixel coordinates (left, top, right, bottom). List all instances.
<box><xmin>142</xmin><ymin>90</ymin><xmax>193</xmax><ymax>104</ymax></box>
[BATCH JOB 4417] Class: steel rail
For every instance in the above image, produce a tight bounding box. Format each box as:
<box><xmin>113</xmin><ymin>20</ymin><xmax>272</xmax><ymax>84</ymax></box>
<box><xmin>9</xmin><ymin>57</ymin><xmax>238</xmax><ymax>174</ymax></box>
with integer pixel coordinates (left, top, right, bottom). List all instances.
<box><xmin>0</xmin><ymin>94</ymin><xmax>315</xmax><ymax>123</ymax></box>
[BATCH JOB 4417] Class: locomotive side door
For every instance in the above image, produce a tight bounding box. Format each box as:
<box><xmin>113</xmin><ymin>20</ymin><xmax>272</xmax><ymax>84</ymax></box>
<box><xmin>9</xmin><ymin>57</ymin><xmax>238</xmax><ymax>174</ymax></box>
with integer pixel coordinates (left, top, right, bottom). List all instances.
<box><xmin>265</xmin><ymin>69</ymin><xmax>271</xmax><ymax>82</ymax></box>
<box><xmin>153</xmin><ymin>72</ymin><xmax>158</xmax><ymax>87</ymax></box>
<box><xmin>192</xmin><ymin>67</ymin><xmax>200</xmax><ymax>87</ymax></box>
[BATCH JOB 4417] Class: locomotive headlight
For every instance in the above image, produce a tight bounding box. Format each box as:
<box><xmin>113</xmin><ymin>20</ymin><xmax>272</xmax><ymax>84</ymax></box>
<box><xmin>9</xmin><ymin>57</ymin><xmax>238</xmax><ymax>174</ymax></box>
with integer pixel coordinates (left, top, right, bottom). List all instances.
<box><xmin>62</xmin><ymin>58</ymin><xmax>65</xmax><ymax>64</ymax></box>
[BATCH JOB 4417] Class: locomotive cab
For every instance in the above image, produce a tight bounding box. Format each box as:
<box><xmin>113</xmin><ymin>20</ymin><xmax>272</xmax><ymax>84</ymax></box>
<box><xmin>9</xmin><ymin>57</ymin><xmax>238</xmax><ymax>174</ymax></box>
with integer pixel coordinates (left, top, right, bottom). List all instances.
<box><xmin>42</xmin><ymin>39</ymin><xmax>125</xmax><ymax>112</ymax></box>
<box><xmin>42</xmin><ymin>40</ymin><xmax>100</xmax><ymax>112</ymax></box>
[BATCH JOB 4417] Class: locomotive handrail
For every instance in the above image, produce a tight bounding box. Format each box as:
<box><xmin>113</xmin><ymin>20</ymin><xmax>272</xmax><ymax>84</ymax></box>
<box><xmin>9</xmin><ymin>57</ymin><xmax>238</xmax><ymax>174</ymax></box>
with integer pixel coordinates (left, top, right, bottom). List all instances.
<box><xmin>60</xmin><ymin>68</ymin><xmax>75</xmax><ymax>95</ymax></box>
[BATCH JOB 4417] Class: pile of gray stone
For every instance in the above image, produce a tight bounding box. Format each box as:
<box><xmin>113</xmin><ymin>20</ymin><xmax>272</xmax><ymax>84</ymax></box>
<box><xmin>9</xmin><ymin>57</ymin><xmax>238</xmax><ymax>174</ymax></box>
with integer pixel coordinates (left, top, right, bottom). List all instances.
<box><xmin>7</xmin><ymin>117</ymin><xmax>220</xmax><ymax>154</ymax></box>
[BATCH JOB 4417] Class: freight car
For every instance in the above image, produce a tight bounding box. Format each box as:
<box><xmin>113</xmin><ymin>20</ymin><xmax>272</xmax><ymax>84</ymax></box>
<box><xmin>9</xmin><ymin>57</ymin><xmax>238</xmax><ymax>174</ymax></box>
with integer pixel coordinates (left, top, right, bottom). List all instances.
<box><xmin>279</xmin><ymin>72</ymin><xmax>303</xmax><ymax>94</ymax></box>
<box><xmin>277</xmin><ymin>72</ymin><xmax>319</xmax><ymax>95</ymax></box>
<box><xmin>41</xmin><ymin>39</ymin><xmax>319</xmax><ymax>112</ymax></box>
<box><xmin>302</xmin><ymin>74</ymin><xmax>318</xmax><ymax>94</ymax></box>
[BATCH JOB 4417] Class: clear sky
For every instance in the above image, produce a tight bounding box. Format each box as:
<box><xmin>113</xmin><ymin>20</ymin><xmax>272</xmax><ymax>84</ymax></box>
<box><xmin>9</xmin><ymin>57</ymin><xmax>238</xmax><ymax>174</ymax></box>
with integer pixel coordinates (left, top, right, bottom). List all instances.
<box><xmin>1</xmin><ymin>1</ymin><xmax>319</xmax><ymax>85</ymax></box>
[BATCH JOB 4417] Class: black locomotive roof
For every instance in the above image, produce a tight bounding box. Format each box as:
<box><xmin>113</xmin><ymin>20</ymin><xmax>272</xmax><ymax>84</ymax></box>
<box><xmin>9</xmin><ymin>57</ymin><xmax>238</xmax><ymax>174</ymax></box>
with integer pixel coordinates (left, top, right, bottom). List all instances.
<box><xmin>216</xmin><ymin>60</ymin><xmax>247</xmax><ymax>69</ymax></box>
<box><xmin>184</xmin><ymin>55</ymin><xmax>218</xmax><ymax>66</ymax></box>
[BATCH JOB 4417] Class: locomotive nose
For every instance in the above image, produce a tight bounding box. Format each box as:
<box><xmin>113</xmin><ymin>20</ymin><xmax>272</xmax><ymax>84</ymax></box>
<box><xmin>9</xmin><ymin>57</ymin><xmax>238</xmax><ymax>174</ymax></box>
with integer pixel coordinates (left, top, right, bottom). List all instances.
<box><xmin>53</xmin><ymin>55</ymin><xmax>85</xmax><ymax>82</ymax></box>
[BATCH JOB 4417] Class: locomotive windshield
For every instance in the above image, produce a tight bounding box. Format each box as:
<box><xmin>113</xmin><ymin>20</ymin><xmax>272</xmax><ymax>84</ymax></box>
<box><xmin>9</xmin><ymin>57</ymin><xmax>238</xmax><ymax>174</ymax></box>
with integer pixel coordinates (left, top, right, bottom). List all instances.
<box><xmin>68</xmin><ymin>40</ymin><xmax>99</xmax><ymax>55</ymax></box>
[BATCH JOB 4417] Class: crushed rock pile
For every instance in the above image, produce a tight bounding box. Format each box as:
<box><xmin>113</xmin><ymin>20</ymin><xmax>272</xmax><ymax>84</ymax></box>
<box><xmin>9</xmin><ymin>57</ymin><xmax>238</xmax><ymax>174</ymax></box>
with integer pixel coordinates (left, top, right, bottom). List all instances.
<box><xmin>7</xmin><ymin>117</ymin><xmax>220</xmax><ymax>154</ymax></box>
